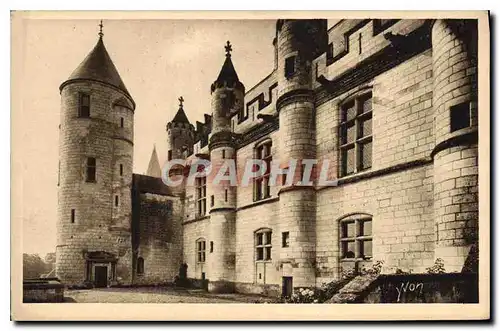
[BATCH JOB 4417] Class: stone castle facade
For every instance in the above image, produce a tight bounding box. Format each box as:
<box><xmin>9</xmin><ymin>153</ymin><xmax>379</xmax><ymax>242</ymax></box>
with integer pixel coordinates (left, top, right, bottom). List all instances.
<box><xmin>56</xmin><ymin>19</ymin><xmax>479</xmax><ymax>295</ymax></box>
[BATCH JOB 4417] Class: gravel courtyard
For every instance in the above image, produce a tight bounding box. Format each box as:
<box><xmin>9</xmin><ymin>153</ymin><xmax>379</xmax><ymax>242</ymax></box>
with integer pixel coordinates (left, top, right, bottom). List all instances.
<box><xmin>64</xmin><ymin>287</ymin><xmax>277</xmax><ymax>303</ymax></box>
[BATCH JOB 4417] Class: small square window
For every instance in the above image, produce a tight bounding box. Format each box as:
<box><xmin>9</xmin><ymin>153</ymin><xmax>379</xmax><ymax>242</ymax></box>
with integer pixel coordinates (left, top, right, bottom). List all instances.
<box><xmin>450</xmin><ymin>102</ymin><xmax>471</xmax><ymax>132</ymax></box>
<box><xmin>282</xmin><ymin>232</ymin><xmax>290</xmax><ymax>248</ymax></box>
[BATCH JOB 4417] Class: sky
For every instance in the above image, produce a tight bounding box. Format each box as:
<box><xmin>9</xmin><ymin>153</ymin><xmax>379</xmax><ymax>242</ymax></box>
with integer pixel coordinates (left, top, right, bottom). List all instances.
<box><xmin>19</xmin><ymin>18</ymin><xmax>337</xmax><ymax>256</ymax></box>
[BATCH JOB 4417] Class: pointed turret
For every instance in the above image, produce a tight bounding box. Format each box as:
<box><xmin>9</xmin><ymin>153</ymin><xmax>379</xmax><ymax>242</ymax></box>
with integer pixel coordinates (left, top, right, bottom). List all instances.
<box><xmin>59</xmin><ymin>25</ymin><xmax>134</xmax><ymax>104</ymax></box>
<box><xmin>166</xmin><ymin>96</ymin><xmax>195</xmax><ymax>160</ymax></box>
<box><xmin>171</xmin><ymin>96</ymin><xmax>191</xmax><ymax>124</ymax></box>
<box><xmin>211</xmin><ymin>41</ymin><xmax>245</xmax><ymax>93</ymax></box>
<box><xmin>146</xmin><ymin>145</ymin><xmax>162</xmax><ymax>178</ymax></box>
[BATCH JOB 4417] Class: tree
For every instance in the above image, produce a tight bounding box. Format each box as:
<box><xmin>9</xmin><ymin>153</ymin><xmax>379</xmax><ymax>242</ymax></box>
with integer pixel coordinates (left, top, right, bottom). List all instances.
<box><xmin>23</xmin><ymin>253</ymin><xmax>50</xmax><ymax>279</ymax></box>
<box><xmin>44</xmin><ymin>252</ymin><xmax>56</xmax><ymax>265</ymax></box>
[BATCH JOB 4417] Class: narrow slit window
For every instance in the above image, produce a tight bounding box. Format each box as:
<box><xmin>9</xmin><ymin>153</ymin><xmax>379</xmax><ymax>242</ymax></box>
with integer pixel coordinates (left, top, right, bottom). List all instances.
<box><xmin>120</xmin><ymin>117</ymin><xmax>124</xmax><ymax>128</ymax></box>
<box><xmin>119</xmin><ymin>164</ymin><xmax>123</xmax><ymax>176</ymax></box>
<box><xmin>285</xmin><ymin>56</ymin><xmax>296</xmax><ymax>78</ymax></box>
<box><xmin>282</xmin><ymin>232</ymin><xmax>290</xmax><ymax>248</ymax></box>
<box><xmin>86</xmin><ymin>157</ymin><xmax>96</xmax><ymax>182</ymax></box>
<box><xmin>71</xmin><ymin>209</ymin><xmax>75</xmax><ymax>223</ymax></box>
<box><xmin>115</xmin><ymin>195</ymin><xmax>119</xmax><ymax>207</ymax></box>
<box><xmin>78</xmin><ymin>93</ymin><xmax>90</xmax><ymax>118</ymax></box>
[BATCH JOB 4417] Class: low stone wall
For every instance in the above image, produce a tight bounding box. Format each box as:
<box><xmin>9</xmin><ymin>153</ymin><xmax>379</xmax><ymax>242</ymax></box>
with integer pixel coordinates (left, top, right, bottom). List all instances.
<box><xmin>234</xmin><ymin>282</ymin><xmax>280</xmax><ymax>297</ymax></box>
<box><xmin>369</xmin><ymin>272</ymin><xmax>479</xmax><ymax>303</ymax></box>
<box><xmin>23</xmin><ymin>278</ymin><xmax>65</xmax><ymax>303</ymax></box>
<box><xmin>328</xmin><ymin>272</ymin><xmax>478</xmax><ymax>303</ymax></box>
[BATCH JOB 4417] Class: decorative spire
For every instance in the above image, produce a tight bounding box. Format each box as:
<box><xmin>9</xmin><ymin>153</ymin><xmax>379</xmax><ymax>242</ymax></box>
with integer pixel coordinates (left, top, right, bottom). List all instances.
<box><xmin>225</xmin><ymin>40</ymin><xmax>232</xmax><ymax>57</ymax></box>
<box><xmin>178</xmin><ymin>96</ymin><xmax>184</xmax><ymax>109</ymax></box>
<box><xmin>98</xmin><ymin>20</ymin><xmax>104</xmax><ymax>39</ymax></box>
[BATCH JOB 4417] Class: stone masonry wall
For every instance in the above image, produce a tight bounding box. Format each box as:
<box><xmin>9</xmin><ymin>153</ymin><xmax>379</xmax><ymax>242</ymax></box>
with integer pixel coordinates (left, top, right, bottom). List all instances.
<box><xmin>431</xmin><ymin>19</ymin><xmax>478</xmax><ymax>271</ymax></box>
<box><xmin>136</xmin><ymin>193</ymin><xmax>183</xmax><ymax>284</ymax></box>
<box><xmin>57</xmin><ymin>81</ymin><xmax>134</xmax><ymax>285</ymax></box>
<box><xmin>315</xmin><ymin>48</ymin><xmax>436</xmax><ymax>283</ymax></box>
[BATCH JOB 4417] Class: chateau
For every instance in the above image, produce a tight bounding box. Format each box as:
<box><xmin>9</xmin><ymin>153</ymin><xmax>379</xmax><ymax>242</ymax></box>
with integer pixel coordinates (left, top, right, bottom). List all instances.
<box><xmin>56</xmin><ymin>19</ymin><xmax>479</xmax><ymax>296</ymax></box>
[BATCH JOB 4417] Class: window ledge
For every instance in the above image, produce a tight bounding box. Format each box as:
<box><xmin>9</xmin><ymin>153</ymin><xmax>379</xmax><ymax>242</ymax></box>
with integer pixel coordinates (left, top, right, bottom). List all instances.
<box><xmin>236</xmin><ymin>196</ymin><xmax>279</xmax><ymax>211</ymax></box>
<box><xmin>340</xmin><ymin>258</ymin><xmax>373</xmax><ymax>262</ymax></box>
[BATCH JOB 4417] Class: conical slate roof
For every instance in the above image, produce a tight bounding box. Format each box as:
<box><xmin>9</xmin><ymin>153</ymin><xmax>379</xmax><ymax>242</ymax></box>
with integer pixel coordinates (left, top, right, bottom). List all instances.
<box><xmin>146</xmin><ymin>145</ymin><xmax>162</xmax><ymax>178</ymax></box>
<box><xmin>172</xmin><ymin>107</ymin><xmax>190</xmax><ymax>124</ymax></box>
<box><xmin>215</xmin><ymin>56</ymin><xmax>240</xmax><ymax>86</ymax></box>
<box><xmin>60</xmin><ymin>36</ymin><xmax>133</xmax><ymax>100</ymax></box>
<box><xmin>211</xmin><ymin>41</ymin><xmax>244</xmax><ymax>93</ymax></box>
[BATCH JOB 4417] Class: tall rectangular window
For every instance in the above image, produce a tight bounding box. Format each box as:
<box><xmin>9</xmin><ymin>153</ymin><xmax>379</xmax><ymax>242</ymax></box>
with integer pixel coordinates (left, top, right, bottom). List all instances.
<box><xmin>197</xmin><ymin>240</ymin><xmax>206</xmax><ymax>263</ymax></box>
<box><xmin>120</xmin><ymin>117</ymin><xmax>124</xmax><ymax>128</ymax></box>
<box><xmin>78</xmin><ymin>93</ymin><xmax>90</xmax><ymax>118</ymax></box>
<box><xmin>196</xmin><ymin>177</ymin><xmax>207</xmax><ymax>217</ymax></box>
<box><xmin>115</xmin><ymin>195</ymin><xmax>119</xmax><ymax>207</ymax></box>
<box><xmin>282</xmin><ymin>232</ymin><xmax>290</xmax><ymax>248</ymax></box>
<box><xmin>256</xmin><ymin>229</ymin><xmax>272</xmax><ymax>261</ymax></box>
<box><xmin>254</xmin><ymin>142</ymin><xmax>272</xmax><ymax>201</ymax></box>
<box><xmin>71</xmin><ymin>209</ymin><xmax>75</xmax><ymax>223</ymax></box>
<box><xmin>168</xmin><ymin>150</ymin><xmax>172</xmax><ymax>161</ymax></box>
<box><xmin>119</xmin><ymin>164</ymin><xmax>123</xmax><ymax>176</ymax></box>
<box><xmin>86</xmin><ymin>157</ymin><xmax>96</xmax><ymax>182</ymax></box>
<box><xmin>340</xmin><ymin>93</ymin><xmax>373</xmax><ymax>177</ymax></box>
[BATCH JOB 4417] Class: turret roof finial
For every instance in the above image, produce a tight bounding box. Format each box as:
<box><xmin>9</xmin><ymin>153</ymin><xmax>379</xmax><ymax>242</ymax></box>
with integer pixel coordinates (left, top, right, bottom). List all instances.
<box><xmin>178</xmin><ymin>96</ymin><xmax>184</xmax><ymax>108</ymax></box>
<box><xmin>225</xmin><ymin>40</ymin><xmax>232</xmax><ymax>57</ymax></box>
<box><xmin>98</xmin><ymin>20</ymin><xmax>104</xmax><ymax>39</ymax></box>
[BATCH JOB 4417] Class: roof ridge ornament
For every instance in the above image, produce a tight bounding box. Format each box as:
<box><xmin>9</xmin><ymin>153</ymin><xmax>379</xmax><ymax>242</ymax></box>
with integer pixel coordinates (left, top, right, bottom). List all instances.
<box><xmin>98</xmin><ymin>20</ymin><xmax>104</xmax><ymax>39</ymax></box>
<box><xmin>225</xmin><ymin>40</ymin><xmax>232</xmax><ymax>57</ymax></box>
<box><xmin>178</xmin><ymin>96</ymin><xmax>184</xmax><ymax>109</ymax></box>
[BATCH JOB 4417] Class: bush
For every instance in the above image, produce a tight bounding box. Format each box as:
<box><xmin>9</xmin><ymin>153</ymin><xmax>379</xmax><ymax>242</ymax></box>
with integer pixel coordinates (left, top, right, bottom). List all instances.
<box><xmin>426</xmin><ymin>258</ymin><xmax>446</xmax><ymax>274</ymax></box>
<box><xmin>281</xmin><ymin>288</ymin><xmax>319</xmax><ymax>303</ymax></box>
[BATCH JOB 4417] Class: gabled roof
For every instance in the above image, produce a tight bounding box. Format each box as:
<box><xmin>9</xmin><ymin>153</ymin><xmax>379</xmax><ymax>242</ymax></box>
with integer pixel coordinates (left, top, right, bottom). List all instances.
<box><xmin>60</xmin><ymin>36</ymin><xmax>133</xmax><ymax>101</ymax></box>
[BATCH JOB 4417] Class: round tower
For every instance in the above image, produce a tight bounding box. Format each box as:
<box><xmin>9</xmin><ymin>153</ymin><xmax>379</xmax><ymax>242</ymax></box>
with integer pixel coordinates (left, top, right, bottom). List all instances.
<box><xmin>206</xmin><ymin>41</ymin><xmax>244</xmax><ymax>293</ymax></box>
<box><xmin>166</xmin><ymin>97</ymin><xmax>195</xmax><ymax>161</ymax></box>
<box><xmin>431</xmin><ymin>19</ymin><xmax>478</xmax><ymax>272</ymax></box>
<box><xmin>56</xmin><ymin>25</ymin><xmax>135</xmax><ymax>286</ymax></box>
<box><xmin>275</xmin><ymin>19</ymin><xmax>327</xmax><ymax>288</ymax></box>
